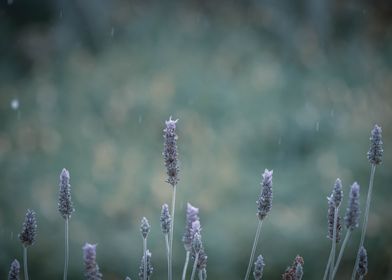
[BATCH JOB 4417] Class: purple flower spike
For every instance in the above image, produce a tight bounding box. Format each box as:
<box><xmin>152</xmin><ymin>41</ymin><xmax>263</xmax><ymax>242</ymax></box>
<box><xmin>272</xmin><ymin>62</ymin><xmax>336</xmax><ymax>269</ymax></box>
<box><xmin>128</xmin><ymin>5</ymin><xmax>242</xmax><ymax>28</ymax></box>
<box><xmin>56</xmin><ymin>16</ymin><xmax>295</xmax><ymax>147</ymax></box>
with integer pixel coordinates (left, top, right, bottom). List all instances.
<box><xmin>163</xmin><ymin>116</ymin><xmax>179</xmax><ymax>187</ymax></box>
<box><xmin>344</xmin><ymin>182</ymin><xmax>360</xmax><ymax>231</ymax></box>
<box><xmin>140</xmin><ymin>217</ymin><xmax>150</xmax><ymax>239</ymax></box>
<box><xmin>58</xmin><ymin>168</ymin><xmax>75</xmax><ymax>219</ymax></box>
<box><xmin>83</xmin><ymin>243</ymin><xmax>102</xmax><ymax>280</ymax></box>
<box><xmin>257</xmin><ymin>169</ymin><xmax>273</xmax><ymax>220</ymax></box>
<box><xmin>253</xmin><ymin>255</ymin><xmax>265</xmax><ymax>280</ymax></box>
<box><xmin>19</xmin><ymin>209</ymin><xmax>37</xmax><ymax>247</ymax></box>
<box><xmin>367</xmin><ymin>124</ymin><xmax>383</xmax><ymax>165</ymax></box>
<box><xmin>138</xmin><ymin>250</ymin><xmax>153</xmax><ymax>280</ymax></box>
<box><xmin>357</xmin><ymin>246</ymin><xmax>368</xmax><ymax>277</ymax></box>
<box><xmin>183</xmin><ymin>203</ymin><xmax>200</xmax><ymax>252</ymax></box>
<box><xmin>160</xmin><ymin>204</ymin><xmax>171</xmax><ymax>235</ymax></box>
<box><xmin>8</xmin><ymin>259</ymin><xmax>20</xmax><ymax>280</ymax></box>
<box><xmin>327</xmin><ymin>201</ymin><xmax>342</xmax><ymax>243</ymax></box>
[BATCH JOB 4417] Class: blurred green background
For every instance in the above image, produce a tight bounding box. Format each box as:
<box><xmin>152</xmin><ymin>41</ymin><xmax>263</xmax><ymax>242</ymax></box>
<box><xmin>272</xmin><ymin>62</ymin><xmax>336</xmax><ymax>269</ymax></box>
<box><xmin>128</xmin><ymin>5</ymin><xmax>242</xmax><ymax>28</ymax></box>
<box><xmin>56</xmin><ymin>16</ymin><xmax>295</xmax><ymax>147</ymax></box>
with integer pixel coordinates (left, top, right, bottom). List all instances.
<box><xmin>0</xmin><ymin>0</ymin><xmax>391</xmax><ymax>279</ymax></box>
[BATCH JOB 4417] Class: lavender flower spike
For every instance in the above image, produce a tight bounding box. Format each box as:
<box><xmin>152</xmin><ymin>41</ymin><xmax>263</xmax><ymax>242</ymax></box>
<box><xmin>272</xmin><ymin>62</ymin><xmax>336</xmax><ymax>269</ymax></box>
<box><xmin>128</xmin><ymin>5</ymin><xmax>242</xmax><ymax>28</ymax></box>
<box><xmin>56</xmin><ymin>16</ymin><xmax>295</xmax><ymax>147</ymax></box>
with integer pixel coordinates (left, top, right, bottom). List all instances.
<box><xmin>295</xmin><ymin>263</ymin><xmax>303</xmax><ymax>280</ymax></box>
<box><xmin>83</xmin><ymin>243</ymin><xmax>102</xmax><ymax>280</ymax></box>
<box><xmin>8</xmin><ymin>259</ymin><xmax>20</xmax><ymax>280</ymax></box>
<box><xmin>58</xmin><ymin>168</ymin><xmax>75</xmax><ymax>219</ymax></box>
<box><xmin>160</xmin><ymin>204</ymin><xmax>171</xmax><ymax>235</ymax></box>
<box><xmin>357</xmin><ymin>246</ymin><xmax>368</xmax><ymax>277</ymax></box>
<box><xmin>253</xmin><ymin>255</ymin><xmax>265</xmax><ymax>280</ymax></box>
<box><xmin>327</xmin><ymin>180</ymin><xmax>343</xmax><ymax>242</ymax></box>
<box><xmin>183</xmin><ymin>203</ymin><xmax>200</xmax><ymax>251</ymax></box>
<box><xmin>125</xmin><ymin>277</ymin><xmax>131</xmax><ymax>280</ymax></box>
<box><xmin>329</xmin><ymin>178</ymin><xmax>343</xmax><ymax>208</ymax></box>
<box><xmin>367</xmin><ymin>124</ymin><xmax>383</xmax><ymax>165</ymax></box>
<box><xmin>19</xmin><ymin>209</ymin><xmax>37</xmax><ymax>247</ymax></box>
<box><xmin>344</xmin><ymin>182</ymin><xmax>360</xmax><ymax>231</ymax></box>
<box><xmin>140</xmin><ymin>217</ymin><xmax>150</xmax><ymax>239</ymax></box>
<box><xmin>257</xmin><ymin>169</ymin><xmax>273</xmax><ymax>220</ymax></box>
<box><xmin>163</xmin><ymin>116</ymin><xmax>179</xmax><ymax>187</ymax></box>
<box><xmin>138</xmin><ymin>250</ymin><xmax>153</xmax><ymax>280</ymax></box>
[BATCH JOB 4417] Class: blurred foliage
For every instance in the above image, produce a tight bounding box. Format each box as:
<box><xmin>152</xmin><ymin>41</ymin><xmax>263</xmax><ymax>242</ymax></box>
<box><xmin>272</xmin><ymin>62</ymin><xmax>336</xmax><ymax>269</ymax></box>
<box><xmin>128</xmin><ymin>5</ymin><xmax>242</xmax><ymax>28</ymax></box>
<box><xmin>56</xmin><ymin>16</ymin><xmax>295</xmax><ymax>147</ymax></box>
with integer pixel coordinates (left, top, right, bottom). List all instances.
<box><xmin>0</xmin><ymin>0</ymin><xmax>392</xmax><ymax>279</ymax></box>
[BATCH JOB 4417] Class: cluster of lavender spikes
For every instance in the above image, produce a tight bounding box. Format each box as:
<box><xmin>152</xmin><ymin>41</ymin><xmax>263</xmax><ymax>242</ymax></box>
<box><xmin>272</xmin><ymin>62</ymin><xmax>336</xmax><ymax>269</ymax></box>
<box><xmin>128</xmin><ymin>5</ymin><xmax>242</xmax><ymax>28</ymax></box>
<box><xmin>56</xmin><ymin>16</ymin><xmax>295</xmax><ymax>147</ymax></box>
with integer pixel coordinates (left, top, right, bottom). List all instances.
<box><xmin>5</xmin><ymin>122</ymin><xmax>383</xmax><ymax>280</ymax></box>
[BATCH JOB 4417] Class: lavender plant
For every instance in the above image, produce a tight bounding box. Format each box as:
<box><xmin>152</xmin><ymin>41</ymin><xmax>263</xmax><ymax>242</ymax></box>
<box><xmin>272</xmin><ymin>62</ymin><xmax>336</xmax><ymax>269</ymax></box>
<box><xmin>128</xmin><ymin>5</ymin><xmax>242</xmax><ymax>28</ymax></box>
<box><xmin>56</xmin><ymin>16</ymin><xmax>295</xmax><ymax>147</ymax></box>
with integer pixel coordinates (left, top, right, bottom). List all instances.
<box><xmin>18</xmin><ymin>209</ymin><xmax>37</xmax><ymax>280</ymax></box>
<box><xmin>352</xmin><ymin>124</ymin><xmax>383</xmax><ymax>280</ymax></box>
<box><xmin>182</xmin><ymin>203</ymin><xmax>200</xmax><ymax>280</ymax></box>
<box><xmin>163</xmin><ymin>116</ymin><xmax>179</xmax><ymax>280</ymax></box>
<box><xmin>83</xmin><ymin>243</ymin><xmax>102</xmax><ymax>280</ymax></box>
<box><xmin>138</xmin><ymin>250</ymin><xmax>153</xmax><ymax>280</ymax></box>
<box><xmin>282</xmin><ymin>255</ymin><xmax>304</xmax><ymax>280</ymax></box>
<box><xmin>245</xmin><ymin>169</ymin><xmax>273</xmax><ymax>280</ymax></box>
<box><xmin>140</xmin><ymin>217</ymin><xmax>151</xmax><ymax>280</ymax></box>
<box><xmin>58</xmin><ymin>168</ymin><xmax>75</xmax><ymax>280</ymax></box>
<box><xmin>190</xmin><ymin>232</ymin><xmax>202</xmax><ymax>280</ymax></box>
<box><xmin>253</xmin><ymin>255</ymin><xmax>265</xmax><ymax>280</ymax></box>
<box><xmin>8</xmin><ymin>259</ymin><xmax>20</xmax><ymax>280</ymax></box>
<box><xmin>160</xmin><ymin>204</ymin><xmax>172</xmax><ymax>280</ymax></box>
<box><xmin>357</xmin><ymin>246</ymin><xmax>368</xmax><ymax>280</ymax></box>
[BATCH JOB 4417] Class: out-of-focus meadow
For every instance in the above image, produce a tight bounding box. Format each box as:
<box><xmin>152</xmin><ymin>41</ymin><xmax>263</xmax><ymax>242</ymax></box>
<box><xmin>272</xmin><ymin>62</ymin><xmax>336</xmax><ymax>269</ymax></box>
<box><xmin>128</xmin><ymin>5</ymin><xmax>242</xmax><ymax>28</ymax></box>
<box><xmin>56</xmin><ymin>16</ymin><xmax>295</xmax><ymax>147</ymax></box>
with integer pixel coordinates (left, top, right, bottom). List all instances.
<box><xmin>0</xmin><ymin>0</ymin><xmax>392</xmax><ymax>279</ymax></box>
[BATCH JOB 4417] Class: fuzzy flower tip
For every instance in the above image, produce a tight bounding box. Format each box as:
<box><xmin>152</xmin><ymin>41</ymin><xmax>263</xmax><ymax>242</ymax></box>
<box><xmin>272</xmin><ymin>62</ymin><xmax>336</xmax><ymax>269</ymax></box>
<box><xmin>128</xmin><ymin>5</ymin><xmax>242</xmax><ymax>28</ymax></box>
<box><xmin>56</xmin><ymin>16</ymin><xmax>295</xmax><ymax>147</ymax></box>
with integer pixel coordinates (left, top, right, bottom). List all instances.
<box><xmin>163</xmin><ymin>116</ymin><xmax>179</xmax><ymax>187</ymax></box>
<box><xmin>367</xmin><ymin>124</ymin><xmax>383</xmax><ymax>165</ymax></box>
<box><xmin>344</xmin><ymin>182</ymin><xmax>360</xmax><ymax>231</ymax></box>
<box><xmin>183</xmin><ymin>202</ymin><xmax>200</xmax><ymax>251</ymax></box>
<box><xmin>83</xmin><ymin>243</ymin><xmax>102</xmax><ymax>280</ymax></box>
<box><xmin>160</xmin><ymin>204</ymin><xmax>171</xmax><ymax>235</ymax></box>
<box><xmin>328</xmin><ymin>178</ymin><xmax>343</xmax><ymax>208</ymax></box>
<box><xmin>282</xmin><ymin>255</ymin><xmax>304</xmax><ymax>280</ymax></box>
<box><xmin>58</xmin><ymin>168</ymin><xmax>75</xmax><ymax>219</ymax></box>
<box><xmin>138</xmin><ymin>250</ymin><xmax>153</xmax><ymax>280</ymax></box>
<box><xmin>253</xmin><ymin>255</ymin><xmax>265</xmax><ymax>280</ymax></box>
<box><xmin>140</xmin><ymin>217</ymin><xmax>150</xmax><ymax>239</ymax></box>
<box><xmin>327</xmin><ymin>201</ymin><xmax>342</xmax><ymax>243</ymax></box>
<box><xmin>8</xmin><ymin>259</ymin><xmax>20</xmax><ymax>280</ymax></box>
<box><xmin>257</xmin><ymin>169</ymin><xmax>273</xmax><ymax>220</ymax></box>
<box><xmin>357</xmin><ymin>246</ymin><xmax>368</xmax><ymax>277</ymax></box>
<box><xmin>19</xmin><ymin>209</ymin><xmax>37</xmax><ymax>247</ymax></box>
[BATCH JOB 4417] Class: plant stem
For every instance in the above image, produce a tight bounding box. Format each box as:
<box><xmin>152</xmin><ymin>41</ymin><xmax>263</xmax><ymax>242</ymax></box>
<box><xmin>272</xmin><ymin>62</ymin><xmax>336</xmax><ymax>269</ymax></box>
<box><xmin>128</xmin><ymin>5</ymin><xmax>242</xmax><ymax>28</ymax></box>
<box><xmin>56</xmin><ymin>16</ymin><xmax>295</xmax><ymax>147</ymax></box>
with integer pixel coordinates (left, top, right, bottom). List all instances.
<box><xmin>244</xmin><ymin>220</ymin><xmax>263</xmax><ymax>280</ymax></box>
<box><xmin>351</xmin><ymin>164</ymin><xmax>376</xmax><ymax>280</ymax></box>
<box><xmin>323</xmin><ymin>248</ymin><xmax>333</xmax><ymax>280</ymax></box>
<box><xmin>198</xmin><ymin>269</ymin><xmax>203</xmax><ymax>280</ymax></box>
<box><xmin>169</xmin><ymin>185</ymin><xmax>177</xmax><ymax>280</ymax></box>
<box><xmin>23</xmin><ymin>246</ymin><xmax>29</xmax><ymax>280</ymax></box>
<box><xmin>165</xmin><ymin>234</ymin><xmax>171</xmax><ymax>280</ymax></box>
<box><xmin>143</xmin><ymin>237</ymin><xmax>147</xmax><ymax>280</ymax></box>
<box><xmin>181</xmin><ymin>251</ymin><xmax>190</xmax><ymax>280</ymax></box>
<box><xmin>190</xmin><ymin>252</ymin><xmax>199</xmax><ymax>280</ymax></box>
<box><xmin>64</xmin><ymin>217</ymin><xmax>69</xmax><ymax>280</ymax></box>
<box><xmin>329</xmin><ymin>207</ymin><xmax>339</xmax><ymax>280</ymax></box>
<box><xmin>332</xmin><ymin>230</ymin><xmax>352</xmax><ymax>279</ymax></box>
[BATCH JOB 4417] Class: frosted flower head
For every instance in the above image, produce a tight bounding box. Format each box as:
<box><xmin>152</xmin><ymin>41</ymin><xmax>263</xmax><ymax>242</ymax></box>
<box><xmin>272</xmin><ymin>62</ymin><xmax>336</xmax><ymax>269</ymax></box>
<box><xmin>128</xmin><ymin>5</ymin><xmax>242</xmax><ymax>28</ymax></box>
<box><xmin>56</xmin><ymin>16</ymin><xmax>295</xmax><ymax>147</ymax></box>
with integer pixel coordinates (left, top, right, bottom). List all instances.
<box><xmin>58</xmin><ymin>168</ymin><xmax>75</xmax><ymax>219</ymax></box>
<box><xmin>257</xmin><ymin>169</ymin><xmax>273</xmax><ymax>220</ymax></box>
<box><xmin>160</xmin><ymin>204</ymin><xmax>171</xmax><ymax>235</ymax></box>
<box><xmin>140</xmin><ymin>217</ymin><xmax>150</xmax><ymax>239</ymax></box>
<box><xmin>344</xmin><ymin>182</ymin><xmax>360</xmax><ymax>231</ymax></box>
<box><xmin>183</xmin><ymin>203</ymin><xmax>200</xmax><ymax>252</ymax></box>
<box><xmin>253</xmin><ymin>255</ymin><xmax>265</xmax><ymax>280</ymax></box>
<box><xmin>19</xmin><ymin>209</ymin><xmax>37</xmax><ymax>247</ymax></box>
<box><xmin>163</xmin><ymin>116</ymin><xmax>179</xmax><ymax>187</ymax></box>
<box><xmin>8</xmin><ymin>259</ymin><xmax>20</xmax><ymax>280</ymax></box>
<box><xmin>367</xmin><ymin>124</ymin><xmax>383</xmax><ymax>165</ymax></box>
<box><xmin>83</xmin><ymin>243</ymin><xmax>102</xmax><ymax>280</ymax></box>
<box><xmin>138</xmin><ymin>250</ymin><xmax>153</xmax><ymax>280</ymax></box>
<box><xmin>357</xmin><ymin>246</ymin><xmax>368</xmax><ymax>277</ymax></box>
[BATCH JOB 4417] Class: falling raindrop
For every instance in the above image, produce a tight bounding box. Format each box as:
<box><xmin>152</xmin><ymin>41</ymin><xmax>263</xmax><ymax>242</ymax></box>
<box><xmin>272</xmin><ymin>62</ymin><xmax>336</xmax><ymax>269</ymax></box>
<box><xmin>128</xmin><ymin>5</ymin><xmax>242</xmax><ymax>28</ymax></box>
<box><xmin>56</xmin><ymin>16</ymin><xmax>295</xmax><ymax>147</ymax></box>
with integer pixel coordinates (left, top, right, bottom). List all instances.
<box><xmin>11</xmin><ymin>98</ymin><xmax>19</xmax><ymax>110</ymax></box>
<box><xmin>315</xmin><ymin>121</ymin><xmax>320</xmax><ymax>131</ymax></box>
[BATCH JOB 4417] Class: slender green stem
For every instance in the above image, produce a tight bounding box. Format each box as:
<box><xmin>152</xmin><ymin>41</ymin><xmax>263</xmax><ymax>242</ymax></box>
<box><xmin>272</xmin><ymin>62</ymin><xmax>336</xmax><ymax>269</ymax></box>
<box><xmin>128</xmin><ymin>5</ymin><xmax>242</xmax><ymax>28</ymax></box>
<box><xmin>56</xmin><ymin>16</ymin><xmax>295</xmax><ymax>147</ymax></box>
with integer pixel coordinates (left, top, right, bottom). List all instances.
<box><xmin>143</xmin><ymin>237</ymin><xmax>147</xmax><ymax>280</ymax></box>
<box><xmin>329</xmin><ymin>207</ymin><xmax>339</xmax><ymax>280</ymax></box>
<box><xmin>181</xmin><ymin>251</ymin><xmax>190</xmax><ymax>280</ymax></box>
<box><xmin>198</xmin><ymin>269</ymin><xmax>203</xmax><ymax>280</ymax></box>
<box><xmin>244</xmin><ymin>220</ymin><xmax>263</xmax><ymax>280</ymax></box>
<box><xmin>332</xmin><ymin>230</ymin><xmax>352</xmax><ymax>279</ymax></box>
<box><xmin>169</xmin><ymin>185</ymin><xmax>177</xmax><ymax>280</ymax></box>
<box><xmin>190</xmin><ymin>252</ymin><xmax>199</xmax><ymax>280</ymax></box>
<box><xmin>165</xmin><ymin>234</ymin><xmax>171</xmax><ymax>280</ymax></box>
<box><xmin>351</xmin><ymin>164</ymin><xmax>376</xmax><ymax>280</ymax></box>
<box><xmin>64</xmin><ymin>217</ymin><xmax>69</xmax><ymax>280</ymax></box>
<box><xmin>23</xmin><ymin>246</ymin><xmax>29</xmax><ymax>280</ymax></box>
<box><xmin>359</xmin><ymin>276</ymin><xmax>364</xmax><ymax>280</ymax></box>
<box><xmin>323</xmin><ymin>248</ymin><xmax>333</xmax><ymax>280</ymax></box>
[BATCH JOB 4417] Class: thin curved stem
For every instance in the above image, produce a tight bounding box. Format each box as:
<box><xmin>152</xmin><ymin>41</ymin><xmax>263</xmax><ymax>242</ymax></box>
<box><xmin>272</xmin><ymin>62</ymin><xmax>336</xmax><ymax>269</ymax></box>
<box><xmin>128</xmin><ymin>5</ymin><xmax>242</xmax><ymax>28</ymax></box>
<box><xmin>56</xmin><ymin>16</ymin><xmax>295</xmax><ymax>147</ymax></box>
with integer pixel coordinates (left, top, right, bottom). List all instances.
<box><xmin>23</xmin><ymin>246</ymin><xmax>29</xmax><ymax>280</ymax></box>
<box><xmin>64</xmin><ymin>217</ymin><xmax>69</xmax><ymax>280</ymax></box>
<box><xmin>332</xmin><ymin>230</ymin><xmax>352</xmax><ymax>279</ymax></box>
<box><xmin>165</xmin><ymin>234</ymin><xmax>171</xmax><ymax>280</ymax></box>
<box><xmin>351</xmin><ymin>164</ymin><xmax>376</xmax><ymax>280</ymax></box>
<box><xmin>169</xmin><ymin>185</ymin><xmax>177</xmax><ymax>280</ymax></box>
<box><xmin>244</xmin><ymin>220</ymin><xmax>263</xmax><ymax>280</ymax></box>
<box><xmin>329</xmin><ymin>207</ymin><xmax>339</xmax><ymax>280</ymax></box>
<box><xmin>190</xmin><ymin>252</ymin><xmax>199</xmax><ymax>280</ymax></box>
<box><xmin>143</xmin><ymin>237</ymin><xmax>147</xmax><ymax>280</ymax></box>
<box><xmin>323</xmin><ymin>248</ymin><xmax>333</xmax><ymax>280</ymax></box>
<box><xmin>181</xmin><ymin>251</ymin><xmax>190</xmax><ymax>280</ymax></box>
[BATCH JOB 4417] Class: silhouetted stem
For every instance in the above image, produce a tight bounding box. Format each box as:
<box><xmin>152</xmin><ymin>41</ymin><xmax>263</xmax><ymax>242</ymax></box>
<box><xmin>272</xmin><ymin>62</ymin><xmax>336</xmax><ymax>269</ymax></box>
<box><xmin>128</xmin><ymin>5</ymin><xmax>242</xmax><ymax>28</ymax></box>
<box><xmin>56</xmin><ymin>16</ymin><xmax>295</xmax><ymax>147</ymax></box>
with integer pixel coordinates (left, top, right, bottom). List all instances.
<box><xmin>165</xmin><ymin>234</ymin><xmax>171</xmax><ymax>280</ymax></box>
<box><xmin>190</xmin><ymin>252</ymin><xmax>199</xmax><ymax>280</ymax></box>
<box><xmin>244</xmin><ymin>220</ymin><xmax>263</xmax><ymax>280</ymax></box>
<box><xmin>64</xmin><ymin>217</ymin><xmax>69</xmax><ymax>280</ymax></box>
<box><xmin>332</xmin><ymin>230</ymin><xmax>352</xmax><ymax>279</ymax></box>
<box><xmin>329</xmin><ymin>207</ymin><xmax>339</xmax><ymax>280</ymax></box>
<box><xmin>143</xmin><ymin>237</ymin><xmax>147</xmax><ymax>280</ymax></box>
<box><xmin>23</xmin><ymin>247</ymin><xmax>29</xmax><ymax>280</ymax></box>
<box><xmin>323</xmin><ymin>252</ymin><xmax>332</xmax><ymax>280</ymax></box>
<box><xmin>169</xmin><ymin>185</ymin><xmax>176</xmax><ymax>280</ymax></box>
<box><xmin>181</xmin><ymin>251</ymin><xmax>190</xmax><ymax>280</ymax></box>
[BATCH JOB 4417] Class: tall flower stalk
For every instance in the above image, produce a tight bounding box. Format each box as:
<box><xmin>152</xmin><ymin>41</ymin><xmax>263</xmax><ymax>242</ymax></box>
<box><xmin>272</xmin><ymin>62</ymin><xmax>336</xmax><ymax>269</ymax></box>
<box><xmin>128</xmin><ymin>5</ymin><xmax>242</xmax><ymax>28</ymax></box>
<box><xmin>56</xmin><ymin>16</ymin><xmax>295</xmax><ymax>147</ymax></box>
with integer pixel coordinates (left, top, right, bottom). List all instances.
<box><xmin>160</xmin><ymin>204</ymin><xmax>172</xmax><ymax>280</ymax></box>
<box><xmin>58</xmin><ymin>168</ymin><xmax>75</xmax><ymax>280</ymax></box>
<box><xmin>182</xmin><ymin>203</ymin><xmax>200</xmax><ymax>280</ymax></box>
<box><xmin>19</xmin><ymin>209</ymin><xmax>37</xmax><ymax>280</ymax></box>
<box><xmin>83</xmin><ymin>243</ymin><xmax>102</xmax><ymax>280</ymax></box>
<box><xmin>245</xmin><ymin>169</ymin><xmax>273</xmax><ymax>280</ymax></box>
<box><xmin>352</xmin><ymin>124</ymin><xmax>383</xmax><ymax>280</ymax></box>
<box><xmin>140</xmin><ymin>217</ymin><xmax>151</xmax><ymax>280</ymax></box>
<box><xmin>332</xmin><ymin>182</ymin><xmax>360</xmax><ymax>279</ymax></box>
<box><xmin>163</xmin><ymin>116</ymin><xmax>180</xmax><ymax>280</ymax></box>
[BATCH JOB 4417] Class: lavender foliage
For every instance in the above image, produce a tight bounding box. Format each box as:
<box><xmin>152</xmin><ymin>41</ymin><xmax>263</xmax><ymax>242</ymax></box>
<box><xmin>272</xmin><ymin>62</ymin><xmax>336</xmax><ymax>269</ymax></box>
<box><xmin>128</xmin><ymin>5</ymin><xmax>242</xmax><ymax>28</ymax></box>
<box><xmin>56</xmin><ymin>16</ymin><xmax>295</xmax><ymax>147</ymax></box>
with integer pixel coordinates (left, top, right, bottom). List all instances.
<box><xmin>163</xmin><ymin>116</ymin><xmax>179</xmax><ymax>187</ymax></box>
<box><xmin>138</xmin><ymin>250</ymin><xmax>153</xmax><ymax>280</ymax></box>
<box><xmin>58</xmin><ymin>168</ymin><xmax>75</xmax><ymax>219</ymax></box>
<box><xmin>367</xmin><ymin>124</ymin><xmax>383</xmax><ymax>165</ymax></box>
<box><xmin>140</xmin><ymin>217</ymin><xmax>150</xmax><ymax>239</ymax></box>
<box><xmin>183</xmin><ymin>203</ymin><xmax>200</xmax><ymax>251</ymax></box>
<box><xmin>253</xmin><ymin>255</ymin><xmax>265</xmax><ymax>280</ymax></box>
<box><xmin>19</xmin><ymin>209</ymin><xmax>37</xmax><ymax>247</ymax></box>
<box><xmin>257</xmin><ymin>169</ymin><xmax>273</xmax><ymax>220</ymax></box>
<box><xmin>344</xmin><ymin>182</ymin><xmax>360</xmax><ymax>231</ymax></box>
<box><xmin>83</xmin><ymin>243</ymin><xmax>102</xmax><ymax>280</ymax></box>
<box><xmin>160</xmin><ymin>204</ymin><xmax>171</xmax><ymax>235</ymax></box>
<box><xmin>8</xmin><ymin>259</ymin><xmax>20</xmax><ymax>280</ymax></box>
<box><xmin>357</xmin><ymin>246</ymin><xmax>368</xmax><ymax>277</ymax></box>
